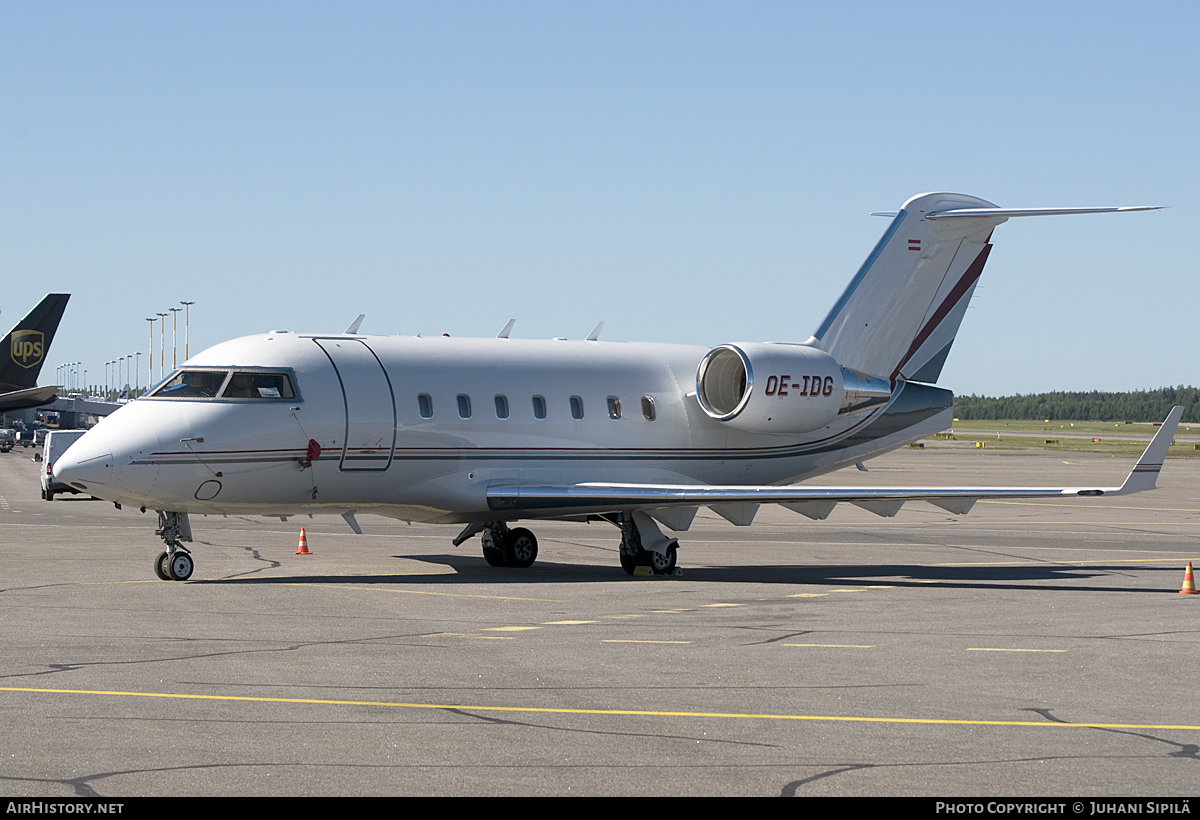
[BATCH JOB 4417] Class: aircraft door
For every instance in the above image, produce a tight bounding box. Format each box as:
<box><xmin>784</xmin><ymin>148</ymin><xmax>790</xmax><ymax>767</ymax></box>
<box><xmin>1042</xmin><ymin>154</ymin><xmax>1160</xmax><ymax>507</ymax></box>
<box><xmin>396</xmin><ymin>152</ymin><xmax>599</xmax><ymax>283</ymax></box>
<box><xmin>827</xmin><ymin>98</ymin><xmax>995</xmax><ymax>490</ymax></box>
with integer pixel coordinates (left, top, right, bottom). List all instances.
<box><xmin>314</xmin><ymin>339</ymin><xmax>397</xmax><ymax>471</ymax></box>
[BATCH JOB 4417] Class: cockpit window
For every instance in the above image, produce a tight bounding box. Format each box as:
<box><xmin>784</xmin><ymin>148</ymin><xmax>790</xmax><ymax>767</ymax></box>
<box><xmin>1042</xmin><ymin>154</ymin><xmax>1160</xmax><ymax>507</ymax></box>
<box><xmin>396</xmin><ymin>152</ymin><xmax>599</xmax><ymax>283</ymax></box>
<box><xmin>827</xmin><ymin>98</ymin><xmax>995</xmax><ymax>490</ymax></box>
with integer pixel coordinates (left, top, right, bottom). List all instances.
<box><xmin>221</xmin><ymin>371</ymin><xmax>296</xmax><ymax>400</ymax></box>
<box><xmin>147</xmin><ymin>369</ymin><xmax>298</xmax><ymax>401</ymax></box>
<box><xmin>150</xmin><ymin>370</ymin><xmax>229</xmax><ymax>398</ymax></box>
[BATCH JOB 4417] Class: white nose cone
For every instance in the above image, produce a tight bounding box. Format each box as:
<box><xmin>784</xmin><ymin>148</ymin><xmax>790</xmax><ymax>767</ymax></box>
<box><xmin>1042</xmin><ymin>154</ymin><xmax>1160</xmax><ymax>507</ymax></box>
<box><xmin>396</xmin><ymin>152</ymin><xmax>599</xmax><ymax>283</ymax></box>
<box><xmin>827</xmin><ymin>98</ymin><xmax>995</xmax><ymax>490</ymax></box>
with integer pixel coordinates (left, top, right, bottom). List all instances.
<box><xmin>53</xmin><ymin>430</ymin><xmax>114</xmax><ymax>493</ymax></box>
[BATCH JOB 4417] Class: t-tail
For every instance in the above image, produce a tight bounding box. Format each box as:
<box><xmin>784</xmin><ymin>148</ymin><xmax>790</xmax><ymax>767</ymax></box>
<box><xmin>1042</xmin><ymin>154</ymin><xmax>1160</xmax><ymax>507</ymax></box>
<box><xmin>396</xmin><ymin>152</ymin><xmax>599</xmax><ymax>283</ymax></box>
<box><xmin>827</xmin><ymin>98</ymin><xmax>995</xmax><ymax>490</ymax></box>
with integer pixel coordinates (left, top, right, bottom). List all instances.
<box><xmin>807</xmin><ymin>193</ymin><xmax>1160</xmax><ymax>384</ymax></box>
<box><xmin>0</xmin><ymin>294</ymin><xmax>70</xmax><ymax>392</ymax></box>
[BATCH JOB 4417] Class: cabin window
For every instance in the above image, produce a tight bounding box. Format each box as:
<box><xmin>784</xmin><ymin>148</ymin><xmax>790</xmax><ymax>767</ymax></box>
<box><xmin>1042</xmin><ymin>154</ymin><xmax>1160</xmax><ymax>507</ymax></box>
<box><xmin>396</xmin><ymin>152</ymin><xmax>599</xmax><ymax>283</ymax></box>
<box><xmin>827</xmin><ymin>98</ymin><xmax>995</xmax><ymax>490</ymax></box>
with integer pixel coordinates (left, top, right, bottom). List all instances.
<box><xmin>569</xmin><ymin>395</ymin><xmax>584</xmax><ymax>420</ymax></box>
<box><xmin>418</xmin><ymin>394</ymin><xmax>433</xmax><ymax>419</ymax></box>
<box><xmin>220</xmin><ymin>371</ymin><xmax>296</xmax><ymax>400</ymax></box>
<box><xmin>607</xmin><ymin>396</ymin><xmax>621</xmax><ymax>419</ymax></box>
<box><xmin>494</xmin><ymin>395</ymin><xmax>509</xmax><ymax>419</ymax></box>
<box><xmin>457</xmin><ymin>394</ymin><xmax>472</xmax><ymax>419</ymax></box>
<box><xmin>641</xmin><ymin>396</ymin><xmax>656</xmax><ymax>420</ymax></box>
<box><xmin>149</xmin><ymin>370</ymin><xmax>230</xmax><ymax>399</ymax></box>
<box><xmin>532</xmin><ymin>395</ymin><xmax>547</xmax><ymax>420</ymax></box>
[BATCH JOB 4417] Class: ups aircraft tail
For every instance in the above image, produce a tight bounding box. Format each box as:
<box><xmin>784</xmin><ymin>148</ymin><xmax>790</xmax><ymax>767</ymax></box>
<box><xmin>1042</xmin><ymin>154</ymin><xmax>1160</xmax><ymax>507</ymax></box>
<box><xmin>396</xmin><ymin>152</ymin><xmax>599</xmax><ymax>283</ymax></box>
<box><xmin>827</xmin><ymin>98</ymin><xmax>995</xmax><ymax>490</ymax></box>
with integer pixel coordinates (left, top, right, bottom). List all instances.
<box><xmin>0</xmin><ymin>293</ymin><xmax>70</xmax><ymax>394</ymax></box>
<box><xmin>808</xmin><ymin>193</ymin><xmax>1160</xmax><ymax>384</ymax></box>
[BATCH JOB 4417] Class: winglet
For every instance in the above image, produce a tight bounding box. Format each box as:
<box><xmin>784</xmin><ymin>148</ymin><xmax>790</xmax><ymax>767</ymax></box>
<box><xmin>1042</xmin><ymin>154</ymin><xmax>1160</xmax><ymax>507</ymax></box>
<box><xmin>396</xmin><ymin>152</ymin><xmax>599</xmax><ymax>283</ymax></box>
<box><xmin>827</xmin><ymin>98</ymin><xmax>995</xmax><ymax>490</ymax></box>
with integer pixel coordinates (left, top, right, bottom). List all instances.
<box><xmin>586</xmin><ymin>321</ymin><xmax>605</xmax><ymax>341</ymax></box>
<box><xmin>496</xmin><ymin>319</ymin><xmax>516</xmax><ymax>339</ymax></box>
<box><xmin>1114</xmin><ymin>407</ymin><xmax>1183</xmax><ymax>495</ymax></box>
<box><xmin>344</xmin><ymin>314</ymin><xmax>366</xmax><ymax>334</ymax></box>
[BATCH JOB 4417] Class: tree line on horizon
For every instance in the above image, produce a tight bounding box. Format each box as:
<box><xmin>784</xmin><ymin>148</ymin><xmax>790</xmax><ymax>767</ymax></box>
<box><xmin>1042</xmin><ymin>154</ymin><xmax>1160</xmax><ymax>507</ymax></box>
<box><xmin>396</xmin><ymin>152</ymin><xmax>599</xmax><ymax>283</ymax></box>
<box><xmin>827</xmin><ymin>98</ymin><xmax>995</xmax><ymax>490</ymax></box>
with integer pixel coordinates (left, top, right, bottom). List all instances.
<box><xmin>951</xmin><ymin>386</ymin><xmax>1200</xmax><ymax>423</ymax></box>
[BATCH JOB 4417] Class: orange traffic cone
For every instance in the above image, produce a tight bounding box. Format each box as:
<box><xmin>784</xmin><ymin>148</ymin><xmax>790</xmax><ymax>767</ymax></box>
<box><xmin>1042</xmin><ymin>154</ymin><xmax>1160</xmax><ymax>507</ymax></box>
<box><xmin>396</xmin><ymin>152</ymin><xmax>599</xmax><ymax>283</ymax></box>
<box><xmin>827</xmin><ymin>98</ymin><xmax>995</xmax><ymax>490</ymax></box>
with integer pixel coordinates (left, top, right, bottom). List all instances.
<box><xmin>296</xmin><ymin>527</ymin><xmax>311</xmax><ymax>555</ymax></box>
<box><xmin>1180</xmin><ymin>561</ymin><xmax>1197</xmax><ymax>595</ymax></box>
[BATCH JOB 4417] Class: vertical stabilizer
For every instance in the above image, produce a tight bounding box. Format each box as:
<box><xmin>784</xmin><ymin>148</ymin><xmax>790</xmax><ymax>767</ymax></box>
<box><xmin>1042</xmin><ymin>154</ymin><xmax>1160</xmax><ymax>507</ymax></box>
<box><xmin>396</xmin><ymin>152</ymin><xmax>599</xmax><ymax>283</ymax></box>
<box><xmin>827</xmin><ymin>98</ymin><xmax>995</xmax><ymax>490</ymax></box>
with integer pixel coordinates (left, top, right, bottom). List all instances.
<box><xmin>809</xmin><ymin>193</ymin><xmax>1007</xmax><ymax>382</ymax></box>
<box><xmin>0</xmin><ymin>294</ymin><xmax>70</xmax><ymax>390</ymax></box>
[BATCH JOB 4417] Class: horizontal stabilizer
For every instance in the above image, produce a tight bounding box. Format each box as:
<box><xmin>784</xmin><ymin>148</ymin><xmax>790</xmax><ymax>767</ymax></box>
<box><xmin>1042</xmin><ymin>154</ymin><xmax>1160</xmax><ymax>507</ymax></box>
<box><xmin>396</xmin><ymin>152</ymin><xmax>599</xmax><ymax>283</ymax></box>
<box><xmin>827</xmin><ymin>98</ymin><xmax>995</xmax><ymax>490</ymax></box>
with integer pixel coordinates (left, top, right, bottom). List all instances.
<box><xmin>926</xmin><ymin>206</ymin><xmax>1162</xmax><ymax>220</ymax></box>
<box><xmin>0</xmin><ymin>384</ymin><xmax>62</xmax><ymax>411</ymax></box>
<box><xmin>813</xmin><ymin>195</ymin><xmax>1160</xmax><ymax>385</ymax></box>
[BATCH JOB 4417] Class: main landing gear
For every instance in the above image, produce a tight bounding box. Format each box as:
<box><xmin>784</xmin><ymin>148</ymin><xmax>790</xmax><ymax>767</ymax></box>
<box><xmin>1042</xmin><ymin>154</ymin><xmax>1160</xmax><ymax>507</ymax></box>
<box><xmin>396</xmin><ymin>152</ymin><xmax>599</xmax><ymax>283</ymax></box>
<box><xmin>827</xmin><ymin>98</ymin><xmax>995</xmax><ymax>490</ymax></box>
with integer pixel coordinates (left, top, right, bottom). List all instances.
<box><xmin>617</xmin><ymin>511</ymin><xmax>678</xmax><ymax>576</ymax></box>
<box><xmin>476</xmin><ymin>522</ymin><xmax>539</xmax><ymax>569</ymax></box>
<box><xmin>154</xmin><ymin>511</ymin><xmax>194</xmax><ymax>581</ymax></box>
<box><xmin>460</xmin><ymin>511</ymin><xmax>679</xmax><ymax>575</ymax></box>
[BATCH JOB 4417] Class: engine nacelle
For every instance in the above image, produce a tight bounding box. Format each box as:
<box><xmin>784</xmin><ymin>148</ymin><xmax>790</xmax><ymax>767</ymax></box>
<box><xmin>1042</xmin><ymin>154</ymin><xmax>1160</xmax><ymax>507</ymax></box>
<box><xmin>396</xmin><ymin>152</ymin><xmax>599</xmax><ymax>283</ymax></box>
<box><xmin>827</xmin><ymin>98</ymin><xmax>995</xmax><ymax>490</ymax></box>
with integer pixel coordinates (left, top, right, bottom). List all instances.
<box><xmin>695</xmin><ymin>343</ymin><xmax>891</xmax><ymax>435</ymax></box>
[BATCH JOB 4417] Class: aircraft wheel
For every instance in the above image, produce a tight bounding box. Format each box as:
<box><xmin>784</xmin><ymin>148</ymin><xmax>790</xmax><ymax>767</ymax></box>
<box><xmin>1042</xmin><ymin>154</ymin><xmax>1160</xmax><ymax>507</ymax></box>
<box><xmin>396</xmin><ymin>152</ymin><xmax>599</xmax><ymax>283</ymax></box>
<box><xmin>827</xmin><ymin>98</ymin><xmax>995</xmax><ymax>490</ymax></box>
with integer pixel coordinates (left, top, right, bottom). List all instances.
<box><xmin>502</xmin><ymin>528</ymin><xmax>538</xmax><ymax>569</ymax></box>
<box><xmin>649</xmin><ymin>544</ymin><xmax>678</xmax><ymax>576</ymax></box>
<box><xmin>619</xmin><ymin>550</ymin><xmax>640</xmax><ymax>575</ymax></box>
<box><xmin>154</xmin><ymin>552</ymin><xmax>171</xmax><ymax>581</ymax></box>
<box><xmin>481</xmin><ymin>529</ymin><xmax>507</xmax><ymax>567</ymax></box>
<box><xmin>167</xmin><ymin>551</ymin><xmax>194</xmax><ymax>581</ymax></box>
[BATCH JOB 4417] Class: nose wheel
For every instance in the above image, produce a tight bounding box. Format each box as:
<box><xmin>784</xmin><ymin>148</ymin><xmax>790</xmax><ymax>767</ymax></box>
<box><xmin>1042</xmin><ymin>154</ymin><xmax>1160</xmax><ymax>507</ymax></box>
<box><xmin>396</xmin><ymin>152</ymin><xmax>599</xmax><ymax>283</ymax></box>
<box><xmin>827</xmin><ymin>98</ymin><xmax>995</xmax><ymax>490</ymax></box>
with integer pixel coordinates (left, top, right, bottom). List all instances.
<box><xmin>153</xmin><ymin>511</ymin><xmax>195</xmax><ymax>580</ymax></box>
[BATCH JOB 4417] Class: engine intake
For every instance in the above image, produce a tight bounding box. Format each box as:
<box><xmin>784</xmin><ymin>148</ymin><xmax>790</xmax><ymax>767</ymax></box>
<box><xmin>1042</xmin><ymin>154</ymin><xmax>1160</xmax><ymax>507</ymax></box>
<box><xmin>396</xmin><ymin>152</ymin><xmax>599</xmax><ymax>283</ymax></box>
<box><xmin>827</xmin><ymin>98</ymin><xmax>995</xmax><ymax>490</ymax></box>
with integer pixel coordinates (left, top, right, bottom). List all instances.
<box><xmin>696</xmin><ymin>343</ymin><xmax>891</xmax><ymax>435</ymax></box>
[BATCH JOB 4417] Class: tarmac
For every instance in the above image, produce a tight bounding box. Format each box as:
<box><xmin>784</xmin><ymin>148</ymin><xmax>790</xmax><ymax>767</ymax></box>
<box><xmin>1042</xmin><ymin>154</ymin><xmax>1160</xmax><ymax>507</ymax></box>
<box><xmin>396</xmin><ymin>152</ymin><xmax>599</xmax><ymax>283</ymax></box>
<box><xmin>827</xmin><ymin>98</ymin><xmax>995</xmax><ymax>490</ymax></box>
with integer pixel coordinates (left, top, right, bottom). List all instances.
<box><xmin>1</xmin><ymin>444</ymin><xmax>1197</xmax><ymax>796</ymax></box>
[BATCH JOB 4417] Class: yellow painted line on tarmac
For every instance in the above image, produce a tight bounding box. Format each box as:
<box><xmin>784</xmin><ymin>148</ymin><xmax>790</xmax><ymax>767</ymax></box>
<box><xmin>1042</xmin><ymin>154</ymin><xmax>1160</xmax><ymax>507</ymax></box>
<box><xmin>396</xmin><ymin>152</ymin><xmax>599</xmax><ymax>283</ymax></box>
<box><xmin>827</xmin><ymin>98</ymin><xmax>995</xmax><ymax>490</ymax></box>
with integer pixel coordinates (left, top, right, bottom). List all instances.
<box><xmin>649</xmin><ymin>609</ymin><xmax>693</xmax><ymax>613</ymax></box>
<box><xmin>3</xmin><ymin>686</ymin><xmax>1197</xmax><ymax>731</ymax></box>
<box><xmin>603</xmin><ymin>614</ymin><xmax>645</xmax><ymax>619</ymax></box>
<box><xmin>79</xmin><ymin>578</ymin><xmax>563</xmax><ymax>602</ymax></box>
<box><xmin>701</xmin><ymin>603</ymin><xmax>743</xmax><ymax>608</ymax></box>
<box><xmin>421</xmin><ymin>633</ymin><xmax>515</xmax><ymax>640</ymax></box>
<box><xmin>966</xmin><ymin>648</ymin><xmax>1066</xmax><ymax>653</ymax></box>
<box><xmin>829</xmin><ymin>588</ymin><xmax>868</xmax><ymax>593</ymax></box>
<box><xmin>273</xmin><ymin>582</ymin><xmax>562</xmax><ymax>603</ymax></box>
<box><xmin>601</xmin><ymin>640</ymin><xmax>692</xmax><ymax>644</ymax></box>
<box><xmin>787</xmin><ymin>593</ymin><xmax>827</xmax><ymax>598</ymax></box>
<box><xmin>484</xmin><ymin>626</ymin><xmax>539</xmax><ymax>632</ymax></box>
<box><xmin>541</xmin><ymin>620</ymin><xmax>597</xmax><ymax>625</ymax></box>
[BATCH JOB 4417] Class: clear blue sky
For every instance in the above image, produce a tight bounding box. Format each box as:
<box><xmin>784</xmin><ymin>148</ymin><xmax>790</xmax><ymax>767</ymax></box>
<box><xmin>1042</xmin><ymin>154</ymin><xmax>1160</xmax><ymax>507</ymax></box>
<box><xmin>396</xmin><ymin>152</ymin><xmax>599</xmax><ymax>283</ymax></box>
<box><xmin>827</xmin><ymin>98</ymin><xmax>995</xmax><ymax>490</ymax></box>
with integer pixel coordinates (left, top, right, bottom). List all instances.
<box><xmin>1</xmin><ymin>2</ymin><xmax>1194</xmax><ymax>396</ymax></box>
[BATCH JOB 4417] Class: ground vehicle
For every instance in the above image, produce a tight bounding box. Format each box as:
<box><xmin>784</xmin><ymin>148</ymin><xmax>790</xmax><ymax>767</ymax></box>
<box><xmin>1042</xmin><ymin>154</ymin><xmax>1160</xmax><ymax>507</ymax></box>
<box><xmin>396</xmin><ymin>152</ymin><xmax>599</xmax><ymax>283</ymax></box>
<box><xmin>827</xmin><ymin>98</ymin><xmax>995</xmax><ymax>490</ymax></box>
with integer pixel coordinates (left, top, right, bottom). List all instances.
<box><xmin>18</xmin><ymin>428</ymin><xmax>47</xmax><ymax>448</ymax></box>
<box><xmin>0</xmin><ymin>429</ymin><xmax>14</xmax><ymax>453</ymax></box>
<box><xmin>41</xmin><ymin>429</ymin><xmax>87</xmax><ymax>500</ymax></box>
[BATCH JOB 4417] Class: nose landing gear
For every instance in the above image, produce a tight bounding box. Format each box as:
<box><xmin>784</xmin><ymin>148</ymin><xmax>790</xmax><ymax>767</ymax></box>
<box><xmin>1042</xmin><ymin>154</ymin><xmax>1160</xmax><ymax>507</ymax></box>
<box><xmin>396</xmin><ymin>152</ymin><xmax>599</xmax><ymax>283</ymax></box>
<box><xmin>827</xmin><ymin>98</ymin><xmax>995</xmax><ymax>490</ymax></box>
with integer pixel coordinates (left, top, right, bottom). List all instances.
<box><xmin>154</xmin><ymin>511</ymin><xmax>195</xmax><ymax>581</ymax></box>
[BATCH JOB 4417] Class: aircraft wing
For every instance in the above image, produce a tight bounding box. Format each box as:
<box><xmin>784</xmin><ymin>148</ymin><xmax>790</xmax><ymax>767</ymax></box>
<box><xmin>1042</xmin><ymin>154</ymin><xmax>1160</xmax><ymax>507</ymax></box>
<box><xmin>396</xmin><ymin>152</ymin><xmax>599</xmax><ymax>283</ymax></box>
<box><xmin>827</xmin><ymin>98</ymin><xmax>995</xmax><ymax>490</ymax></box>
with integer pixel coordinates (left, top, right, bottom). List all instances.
<box><xmin>0</xmin><ymin>385</ymin><xmax>62</xmax><ymax>412</ymax></box>
<box><xmin>488</xmin><ymin>407</ymin><xmax>1183</xmax><ymax>523</ymax></box>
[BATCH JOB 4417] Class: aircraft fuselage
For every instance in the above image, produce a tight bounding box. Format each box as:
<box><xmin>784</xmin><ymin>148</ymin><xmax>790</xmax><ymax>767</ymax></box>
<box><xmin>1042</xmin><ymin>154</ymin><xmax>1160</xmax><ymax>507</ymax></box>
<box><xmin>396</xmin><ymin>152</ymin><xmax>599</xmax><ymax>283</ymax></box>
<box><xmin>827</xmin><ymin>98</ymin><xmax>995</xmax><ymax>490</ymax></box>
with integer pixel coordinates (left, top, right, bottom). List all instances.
<box><xmin>57</xmin><ymin>331</ymin><xmax>950</xmax><ymax>524</ymax></box>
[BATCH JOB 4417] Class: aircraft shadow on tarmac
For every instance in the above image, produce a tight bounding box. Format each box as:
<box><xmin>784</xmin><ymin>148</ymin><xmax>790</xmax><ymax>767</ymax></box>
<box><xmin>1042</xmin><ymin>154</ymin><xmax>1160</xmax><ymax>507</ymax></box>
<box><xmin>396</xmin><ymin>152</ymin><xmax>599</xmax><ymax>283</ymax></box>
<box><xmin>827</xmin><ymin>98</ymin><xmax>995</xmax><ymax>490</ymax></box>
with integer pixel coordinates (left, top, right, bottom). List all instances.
<box><xmin>197</xmin><ymin>553</ymin><xmax>1183</xmax><ymax>594</ymax></box>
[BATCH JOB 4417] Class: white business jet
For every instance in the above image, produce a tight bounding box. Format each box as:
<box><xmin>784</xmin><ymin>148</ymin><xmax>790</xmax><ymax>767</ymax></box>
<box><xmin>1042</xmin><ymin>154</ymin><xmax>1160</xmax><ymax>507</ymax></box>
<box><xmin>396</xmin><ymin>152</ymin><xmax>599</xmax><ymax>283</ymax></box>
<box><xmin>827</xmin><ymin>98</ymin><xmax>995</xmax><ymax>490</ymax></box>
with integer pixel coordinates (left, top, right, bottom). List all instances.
<box><xmin>54</xmin><ymin>193</ymin><xmax>1175</xmax><ymax>582</ymax></box>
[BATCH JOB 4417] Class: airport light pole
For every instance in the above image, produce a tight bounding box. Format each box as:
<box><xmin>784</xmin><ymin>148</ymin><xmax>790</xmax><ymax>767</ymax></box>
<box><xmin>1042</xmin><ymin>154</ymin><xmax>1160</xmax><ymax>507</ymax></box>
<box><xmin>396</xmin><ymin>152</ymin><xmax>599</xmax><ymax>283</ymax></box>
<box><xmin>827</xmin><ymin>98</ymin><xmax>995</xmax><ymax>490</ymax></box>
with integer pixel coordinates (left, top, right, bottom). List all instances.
<box><xmin>180</xmin><ymin>301</ymin><xmax>195</xmax><ymax>361</ymax></box>
<box><xmin>146</xmin><ymin>317</ymin><xmax>156</xmax><ymax>389</ymax></box>
<box><xmin>158</xmin><ymin>313</ymin><xmax>168</xmax><ymax>380</ymax></box>
<box><xmin>135</xmin><ymin>352</ymin><xmax>140</xmax><ymax>396</ymax></box>
<box><xmin>169</xmin><ymin>307</ymin><xmax>181</xmax><ymax>369</ymax></box>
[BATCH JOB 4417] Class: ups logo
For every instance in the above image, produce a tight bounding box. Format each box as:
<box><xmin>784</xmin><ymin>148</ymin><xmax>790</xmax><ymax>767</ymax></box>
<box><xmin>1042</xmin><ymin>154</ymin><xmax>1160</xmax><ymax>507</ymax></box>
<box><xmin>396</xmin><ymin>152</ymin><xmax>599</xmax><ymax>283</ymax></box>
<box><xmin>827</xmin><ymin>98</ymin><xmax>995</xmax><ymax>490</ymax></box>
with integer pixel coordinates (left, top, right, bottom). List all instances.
<box><xmin>11</xmin><ymin>329</ymin><xmax>44</xmax><ymax>369</ymax></box>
